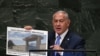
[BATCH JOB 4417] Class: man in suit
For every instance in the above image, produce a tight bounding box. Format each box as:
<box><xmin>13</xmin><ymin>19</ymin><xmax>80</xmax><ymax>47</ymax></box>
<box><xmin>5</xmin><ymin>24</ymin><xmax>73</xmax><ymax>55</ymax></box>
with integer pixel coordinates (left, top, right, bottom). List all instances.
<box><xmin>47</xmin><ymin>10</ymin><xmax>86</xmax><ymax>56</ymax></box>
<box><xmin>24</xmin><ymin>10</ymin><xmax>86</xmax><ymax>56</ymax></box>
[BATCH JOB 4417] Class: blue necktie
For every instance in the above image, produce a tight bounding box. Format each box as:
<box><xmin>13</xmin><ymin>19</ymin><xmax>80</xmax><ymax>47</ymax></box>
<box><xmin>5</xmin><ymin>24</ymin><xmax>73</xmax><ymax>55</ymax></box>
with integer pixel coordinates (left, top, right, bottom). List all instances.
<box><xmin>55</xmin><ymin>35</ymin><xmax>61</xmax><ymax>56</ymax></box>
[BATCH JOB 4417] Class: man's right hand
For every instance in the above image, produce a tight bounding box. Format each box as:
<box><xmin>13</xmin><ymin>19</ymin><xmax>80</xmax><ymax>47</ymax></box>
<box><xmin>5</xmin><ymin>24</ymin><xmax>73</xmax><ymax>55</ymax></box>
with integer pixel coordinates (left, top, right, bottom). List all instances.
<box><xmin>24</xmin><ymin>25</ymin><xmax>33</xmax><ymax>30</ymax></box>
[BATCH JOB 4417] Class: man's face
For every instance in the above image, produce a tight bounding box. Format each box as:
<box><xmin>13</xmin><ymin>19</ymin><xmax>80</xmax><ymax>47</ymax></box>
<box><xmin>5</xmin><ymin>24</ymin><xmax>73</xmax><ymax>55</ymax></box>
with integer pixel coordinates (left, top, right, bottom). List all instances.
<box><xmin>52</xmin><ymin>13</ymin><xmax>70</xmax><ymax>35</ymax></box>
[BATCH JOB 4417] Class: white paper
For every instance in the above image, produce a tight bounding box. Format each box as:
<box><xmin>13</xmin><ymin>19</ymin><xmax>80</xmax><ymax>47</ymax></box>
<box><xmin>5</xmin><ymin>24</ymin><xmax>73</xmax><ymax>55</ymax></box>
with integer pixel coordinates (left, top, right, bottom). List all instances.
<box><xmin>6</xmin><ymin>27</ymin><xmax>48</xmax><ymax>56</ymax></box>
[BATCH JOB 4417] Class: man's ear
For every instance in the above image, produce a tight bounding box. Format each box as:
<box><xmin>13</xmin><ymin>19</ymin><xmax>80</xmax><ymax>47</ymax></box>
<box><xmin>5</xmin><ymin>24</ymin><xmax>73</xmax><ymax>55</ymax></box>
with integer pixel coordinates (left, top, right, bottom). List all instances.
<box><xmin>67</xmin><ymin>19</ymin><xmax>71</xmax><ymax>27</ymax></box>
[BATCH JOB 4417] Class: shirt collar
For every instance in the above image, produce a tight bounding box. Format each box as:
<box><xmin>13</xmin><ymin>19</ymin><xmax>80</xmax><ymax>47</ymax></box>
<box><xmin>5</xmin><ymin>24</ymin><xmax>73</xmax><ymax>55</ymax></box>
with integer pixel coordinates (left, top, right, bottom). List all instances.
<box><xmin>56</xmin><ymin>29</ymin><xmax>69</xmax><ymax>39</ymax></box>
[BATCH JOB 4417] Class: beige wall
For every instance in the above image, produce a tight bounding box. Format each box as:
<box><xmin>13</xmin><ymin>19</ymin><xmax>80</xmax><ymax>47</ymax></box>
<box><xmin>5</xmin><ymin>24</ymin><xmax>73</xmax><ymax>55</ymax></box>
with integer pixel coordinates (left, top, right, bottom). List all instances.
<box><xmin>12</xmin><ymin>43</ymin><xmax>46</xmax><ymax>52</ymax></box>
<box><xmin>40</xmin><ymin>44</ymin><xmax>46</xmax><ymax>49</ymax></box>
<box><xmin>13</xmin><ymin>45</ymin><xmax>26</xmax><ymax>51</ymax></box>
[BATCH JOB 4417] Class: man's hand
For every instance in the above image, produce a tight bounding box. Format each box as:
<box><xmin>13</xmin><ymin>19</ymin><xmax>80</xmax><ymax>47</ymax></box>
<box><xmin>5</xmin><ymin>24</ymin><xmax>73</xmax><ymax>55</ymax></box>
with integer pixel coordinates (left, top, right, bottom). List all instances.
<box><xmin>50</xmin><ymin>45</ymin><xmax>64</xmax><ymax>55</ymax></box>
<box><xmin>50</xmin><ymin>45</ymin><xmax>64</xmax><ymax>50</ymax></box>
<box><xmin>24</xmin><ymin>25</ymin><xmax>33</xmax><ymax>30</ymax></box>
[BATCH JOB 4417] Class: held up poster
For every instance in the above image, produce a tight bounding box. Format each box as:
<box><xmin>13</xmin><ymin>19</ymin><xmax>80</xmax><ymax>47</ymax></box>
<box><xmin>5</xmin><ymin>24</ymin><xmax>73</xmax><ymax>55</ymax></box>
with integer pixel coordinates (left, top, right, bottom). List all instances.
<box><xmin>6</xmin><ymin>27</ymin><xmax>48</xmax><ymax>56</ymax></box>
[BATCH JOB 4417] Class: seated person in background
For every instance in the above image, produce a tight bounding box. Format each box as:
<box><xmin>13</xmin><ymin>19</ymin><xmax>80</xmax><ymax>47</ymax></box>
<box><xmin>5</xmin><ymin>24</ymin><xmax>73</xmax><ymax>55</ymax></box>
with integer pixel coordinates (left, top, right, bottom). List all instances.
<box><xmin>24</xmin><ymin>10</ymin><xmax>86</xmax><ymax>56</ymax></box>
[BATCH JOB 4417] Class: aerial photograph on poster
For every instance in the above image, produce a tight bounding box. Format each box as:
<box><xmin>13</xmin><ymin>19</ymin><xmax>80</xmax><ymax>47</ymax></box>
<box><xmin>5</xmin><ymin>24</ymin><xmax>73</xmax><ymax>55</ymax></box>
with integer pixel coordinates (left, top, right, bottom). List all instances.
<box><xmin>6</xmin><ymin>27</ymin><xmax>48</xmax><ymax>56</ymax></box>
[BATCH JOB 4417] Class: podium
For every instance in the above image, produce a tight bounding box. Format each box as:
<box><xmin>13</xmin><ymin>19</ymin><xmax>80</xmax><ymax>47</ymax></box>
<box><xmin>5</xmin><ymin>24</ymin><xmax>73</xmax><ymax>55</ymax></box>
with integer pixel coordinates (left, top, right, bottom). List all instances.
<box><xmin>29</xmin><ymin>49</ymin><xmax>98</xmax><ymax>56</ymax></box>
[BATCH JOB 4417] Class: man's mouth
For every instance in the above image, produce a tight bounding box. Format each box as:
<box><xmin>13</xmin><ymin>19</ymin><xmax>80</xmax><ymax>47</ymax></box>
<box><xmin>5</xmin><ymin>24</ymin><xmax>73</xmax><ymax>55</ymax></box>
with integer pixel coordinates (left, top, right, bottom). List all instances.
<box><xmin>56</xmin><ymin>28</ymin><xmax>61</xmax><ymax>31</ymax></box>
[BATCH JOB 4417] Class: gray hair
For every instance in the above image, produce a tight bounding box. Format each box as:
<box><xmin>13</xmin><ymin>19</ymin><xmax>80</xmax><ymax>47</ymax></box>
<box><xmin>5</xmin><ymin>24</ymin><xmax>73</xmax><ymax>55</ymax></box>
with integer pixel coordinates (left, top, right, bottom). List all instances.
<box><xmin>53</xmin><ymin>10</ymin><xmax>69</xmax><ymax>19</ymax></box>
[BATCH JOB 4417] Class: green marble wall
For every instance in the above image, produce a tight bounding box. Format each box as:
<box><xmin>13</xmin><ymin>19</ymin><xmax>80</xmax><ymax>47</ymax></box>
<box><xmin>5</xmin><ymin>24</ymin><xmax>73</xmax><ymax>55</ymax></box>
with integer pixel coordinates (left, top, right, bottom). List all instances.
<box><xmin>0</xmin><ymin>0</ymin><xmax>100</xmax><ymax>56</ymax></box>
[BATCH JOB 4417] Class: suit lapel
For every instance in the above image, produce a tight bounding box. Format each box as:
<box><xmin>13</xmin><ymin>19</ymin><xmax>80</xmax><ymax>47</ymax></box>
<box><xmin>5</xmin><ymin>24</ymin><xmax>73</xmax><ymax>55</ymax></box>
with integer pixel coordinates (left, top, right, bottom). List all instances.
<box><xmin>49</xmin><ymin>31</ymin><xmax>56</xmax><ymax>45</ymax></box>
<box><xmin>60</xmin><ymin>31</ymin><xmax>71</xmax><ymax>49</ymax></box>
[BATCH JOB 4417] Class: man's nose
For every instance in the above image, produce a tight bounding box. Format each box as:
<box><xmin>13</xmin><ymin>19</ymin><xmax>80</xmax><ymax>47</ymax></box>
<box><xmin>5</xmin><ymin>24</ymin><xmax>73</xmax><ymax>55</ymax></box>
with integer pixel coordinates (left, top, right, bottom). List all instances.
<box><xmin>56</xmin><ymin>22</ymin><xmax>60</xmax><ymax>25</ymax></box>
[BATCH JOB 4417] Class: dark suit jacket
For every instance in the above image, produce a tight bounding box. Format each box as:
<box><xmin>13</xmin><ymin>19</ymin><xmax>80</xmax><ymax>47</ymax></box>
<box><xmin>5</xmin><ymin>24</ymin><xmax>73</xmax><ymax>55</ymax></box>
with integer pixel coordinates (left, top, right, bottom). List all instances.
<box><xmin>48</xmin><ymin>30</ymin><xmax>86</xmax><ymax>56</ymax></box>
